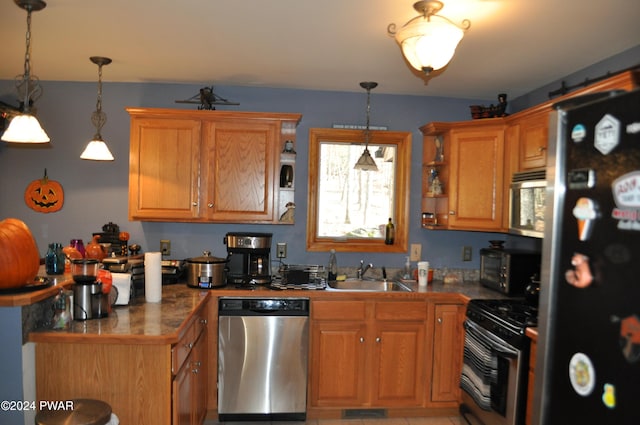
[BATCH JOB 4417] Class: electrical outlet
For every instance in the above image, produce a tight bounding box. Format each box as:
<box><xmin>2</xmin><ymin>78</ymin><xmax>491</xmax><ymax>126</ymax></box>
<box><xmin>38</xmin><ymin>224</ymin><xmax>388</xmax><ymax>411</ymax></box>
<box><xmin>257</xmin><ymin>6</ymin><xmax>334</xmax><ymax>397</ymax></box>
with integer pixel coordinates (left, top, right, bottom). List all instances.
<box><xmin>160</xmin><ymin>239</ymin><xmax>171</xmax><ymax>256</ymax></box>
<box><xmin>462</xmin><ymin>245</ymin><xmax>472</xmax><ymax>261</ymax></box>
<box><xmin>410</xmin><ymin>243</ymin><xmax>422</xmax><ymax>262</ymax></box>
<box><xmin>276</xmin><ymin>242</ymin><xmax>287</xmax><ymax>258</ymax></box>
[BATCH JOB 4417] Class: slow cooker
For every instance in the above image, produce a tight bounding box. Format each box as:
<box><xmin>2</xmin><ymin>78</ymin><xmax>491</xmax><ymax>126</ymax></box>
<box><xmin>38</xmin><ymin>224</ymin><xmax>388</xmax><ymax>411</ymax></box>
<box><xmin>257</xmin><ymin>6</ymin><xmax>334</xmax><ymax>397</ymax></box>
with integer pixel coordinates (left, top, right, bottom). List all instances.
<box><xmin>185</xmin><ymin>251</ymin><xmax>228</xmax><ymax>288</ymax></box>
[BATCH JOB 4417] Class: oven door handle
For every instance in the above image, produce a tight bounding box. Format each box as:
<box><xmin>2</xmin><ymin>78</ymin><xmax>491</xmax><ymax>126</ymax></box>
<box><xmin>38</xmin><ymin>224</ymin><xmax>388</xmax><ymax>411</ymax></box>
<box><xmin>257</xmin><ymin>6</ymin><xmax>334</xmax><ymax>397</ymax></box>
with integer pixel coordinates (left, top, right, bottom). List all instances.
<box><xmin>464</xmin><ymin>320</ymin><xmax>519</xmax><ymax>358</ymax></box>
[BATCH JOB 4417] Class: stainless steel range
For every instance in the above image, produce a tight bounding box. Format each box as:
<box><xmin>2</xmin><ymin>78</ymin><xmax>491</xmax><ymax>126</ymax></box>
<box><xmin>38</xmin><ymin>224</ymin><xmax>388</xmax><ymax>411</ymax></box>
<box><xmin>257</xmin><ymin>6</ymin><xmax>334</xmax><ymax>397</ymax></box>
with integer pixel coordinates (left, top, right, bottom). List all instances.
<box><xmin>460</xmin><ymin>298</ymin><xmax>538</xmax><ymax>425</ymax></box>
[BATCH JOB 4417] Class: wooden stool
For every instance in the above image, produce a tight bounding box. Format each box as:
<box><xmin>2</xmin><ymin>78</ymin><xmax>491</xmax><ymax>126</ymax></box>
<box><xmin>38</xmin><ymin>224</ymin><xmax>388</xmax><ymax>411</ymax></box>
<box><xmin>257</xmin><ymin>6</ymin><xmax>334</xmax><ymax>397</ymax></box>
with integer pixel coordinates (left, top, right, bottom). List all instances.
<box><xmin>35</xmin><ymin>399</ymin><xmax>112</xmax><ymax>425</ymax></box>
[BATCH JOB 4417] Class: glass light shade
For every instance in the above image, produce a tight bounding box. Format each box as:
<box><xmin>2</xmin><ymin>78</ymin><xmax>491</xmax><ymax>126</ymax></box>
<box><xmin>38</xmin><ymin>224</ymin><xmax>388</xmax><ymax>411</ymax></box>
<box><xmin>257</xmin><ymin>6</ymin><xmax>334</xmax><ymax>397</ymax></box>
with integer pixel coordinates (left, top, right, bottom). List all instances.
<box><xmin>80</xmin><ymin>140</ymin><xmax>114</xmax><ymax>161</ymax></box>
<box><xmin>395</xmin><ymin>16</ymin><xmax>464</xmax><ymax>73</ymax></box>
<box><xmin>1</xmin><ymin>114</ymin><xmax>50</xmax><ymax>143</ymax></box>
<box><xmin>354</xmin><ymin>148</ymin><xmax>379</xmax><ymax>171</ymax></box>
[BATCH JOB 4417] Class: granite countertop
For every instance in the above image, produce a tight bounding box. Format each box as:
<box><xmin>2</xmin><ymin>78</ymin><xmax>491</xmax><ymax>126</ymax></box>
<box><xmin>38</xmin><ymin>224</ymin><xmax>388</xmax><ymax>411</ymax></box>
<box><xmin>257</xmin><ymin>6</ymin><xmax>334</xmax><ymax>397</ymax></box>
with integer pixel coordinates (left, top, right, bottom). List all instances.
<box><xmin>29</xmin><ymin>284</ymin><xmax>209</xmax><ymax>345</ymax></box>
<box><xmin>28</xmin><ymin>276</ymin><xmax>505</xmax><ymax>345</ymax></box>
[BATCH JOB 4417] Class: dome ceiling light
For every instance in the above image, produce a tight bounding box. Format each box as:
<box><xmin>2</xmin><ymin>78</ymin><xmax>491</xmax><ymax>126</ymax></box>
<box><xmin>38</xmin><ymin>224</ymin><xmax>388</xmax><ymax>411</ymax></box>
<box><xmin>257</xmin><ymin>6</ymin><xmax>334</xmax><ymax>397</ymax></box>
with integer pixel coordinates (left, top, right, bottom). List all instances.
<box><xmin>387</xmin><ymin>0</ymin><xmax>471</xmax><ymax>76</ymax></box>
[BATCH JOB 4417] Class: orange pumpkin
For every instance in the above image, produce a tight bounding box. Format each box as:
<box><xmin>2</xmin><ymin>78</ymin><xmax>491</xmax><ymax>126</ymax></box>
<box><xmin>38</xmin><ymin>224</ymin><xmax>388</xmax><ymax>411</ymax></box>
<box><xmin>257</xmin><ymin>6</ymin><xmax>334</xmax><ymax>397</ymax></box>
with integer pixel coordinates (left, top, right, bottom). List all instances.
<box><xmin>24</xmin><ymin>169</ymin><xmax>64</xmax><ymax>213</ymax></box>
<box><xmin>0</xmin><ymin>218</ymin><xmax>41</xmax><ymax>289</ymax></box>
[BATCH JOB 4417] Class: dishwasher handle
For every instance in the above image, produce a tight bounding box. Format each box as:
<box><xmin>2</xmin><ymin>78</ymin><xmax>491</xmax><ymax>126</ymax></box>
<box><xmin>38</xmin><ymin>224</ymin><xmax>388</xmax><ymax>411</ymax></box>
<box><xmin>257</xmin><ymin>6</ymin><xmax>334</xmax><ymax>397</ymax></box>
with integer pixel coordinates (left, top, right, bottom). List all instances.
<box><xmin>219</xmin><ymin>298</ymin><xmax>309</xmax><ymax>316</ymax></box>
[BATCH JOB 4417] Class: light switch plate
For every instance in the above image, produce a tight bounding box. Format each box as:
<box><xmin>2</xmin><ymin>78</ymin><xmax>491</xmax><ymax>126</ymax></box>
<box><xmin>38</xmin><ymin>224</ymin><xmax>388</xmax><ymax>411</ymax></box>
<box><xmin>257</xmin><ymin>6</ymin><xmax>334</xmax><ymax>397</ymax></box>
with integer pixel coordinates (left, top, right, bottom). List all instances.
<box><xmin>276</xmin><ymin>242</ymin><xmax>287</xmax><ymax>258</ymax></box>
<box><xmin>462</xmin><ymin>246</ymin><xmax>472</xmax><ymax>261</ymax></box>
<box><xmin>410</xmin><ymin>244</ymin><xmax>422</xmax><ymax>262</ymax></box>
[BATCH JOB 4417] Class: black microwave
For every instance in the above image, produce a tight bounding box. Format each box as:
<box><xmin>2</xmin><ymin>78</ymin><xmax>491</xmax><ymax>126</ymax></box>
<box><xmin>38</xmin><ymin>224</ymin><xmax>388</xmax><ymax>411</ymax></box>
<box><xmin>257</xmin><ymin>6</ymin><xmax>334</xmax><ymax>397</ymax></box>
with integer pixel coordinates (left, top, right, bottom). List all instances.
<box><xmin>479</xmin><ymin>247</ymin><xmax>541</xmax><ymax>295</ymax></box>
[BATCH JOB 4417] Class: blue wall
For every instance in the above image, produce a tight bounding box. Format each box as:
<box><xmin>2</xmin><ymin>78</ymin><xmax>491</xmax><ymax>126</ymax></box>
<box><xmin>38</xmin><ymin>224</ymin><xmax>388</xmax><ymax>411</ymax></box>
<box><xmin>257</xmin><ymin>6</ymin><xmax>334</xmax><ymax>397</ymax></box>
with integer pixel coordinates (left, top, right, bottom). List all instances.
<box><xmin>2</xmin><ymin>45</ymin><xmax>637</xmax><ymax>272</ymax></box>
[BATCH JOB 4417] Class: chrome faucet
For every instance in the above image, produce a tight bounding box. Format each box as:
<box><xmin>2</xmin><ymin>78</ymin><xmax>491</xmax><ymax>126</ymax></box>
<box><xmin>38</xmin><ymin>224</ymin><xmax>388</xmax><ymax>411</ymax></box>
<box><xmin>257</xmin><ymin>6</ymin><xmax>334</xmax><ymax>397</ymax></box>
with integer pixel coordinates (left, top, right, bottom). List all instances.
<box><xmin>356</xmin><ymin>260</ymin><xmax>374</xmax><ymax>279</ymax></box>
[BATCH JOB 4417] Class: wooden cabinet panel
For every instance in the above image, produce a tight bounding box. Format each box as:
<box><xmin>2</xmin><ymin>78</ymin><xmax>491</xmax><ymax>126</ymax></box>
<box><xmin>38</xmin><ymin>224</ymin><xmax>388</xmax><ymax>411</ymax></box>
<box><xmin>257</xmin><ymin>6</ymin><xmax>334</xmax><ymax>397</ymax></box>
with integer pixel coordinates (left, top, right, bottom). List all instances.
<box><xmin>310</xmin><ymin>321</ymin><xmax>367</xmax><ymax>406</ymax></box>
<box><xmin>430</xmin><ymin>303</ymin><xmax>465</xmax><ymax>404</ymax></box>
<box><xmin>373</xmin><ymin>322</ymin><xmax>425</xmax><ymax>406</ymax></box>
<box><xmin>203</xmin><ymin>121</ymin><xmax>277</xmax><ymax>221</ymax></box>
<box><xmin>129</xmin><ymin>118</ymin><xmax>201</xmax><ymax>221</ymax></box>
<box><xmin>448</xmin><ymin>127</ymin><xmax>505</xmax><ymax>230</ymax></box>
<box><xmin>517</xmin><ymin>111</ymin><xmax>548</xmax><ymax>170</ymax></box>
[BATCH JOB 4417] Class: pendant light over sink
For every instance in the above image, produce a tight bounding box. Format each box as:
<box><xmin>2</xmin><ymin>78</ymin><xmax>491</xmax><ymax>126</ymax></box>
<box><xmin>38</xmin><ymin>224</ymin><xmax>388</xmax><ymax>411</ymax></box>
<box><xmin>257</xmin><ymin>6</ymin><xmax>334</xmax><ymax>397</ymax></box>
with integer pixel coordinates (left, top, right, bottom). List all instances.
<box><xmin>80</xmin><ymin>56</ymin><xmax>114</xmax><ymax>161</ymax></box>
<box><xmin>1</xmin><ymin>0</ymin><xmax>50</xmax><ymax>144</ymax></box>
<box><xmin>353</xmin><ymin>81</ymin><xmax>379</xmax><ymax>172</ymax></box>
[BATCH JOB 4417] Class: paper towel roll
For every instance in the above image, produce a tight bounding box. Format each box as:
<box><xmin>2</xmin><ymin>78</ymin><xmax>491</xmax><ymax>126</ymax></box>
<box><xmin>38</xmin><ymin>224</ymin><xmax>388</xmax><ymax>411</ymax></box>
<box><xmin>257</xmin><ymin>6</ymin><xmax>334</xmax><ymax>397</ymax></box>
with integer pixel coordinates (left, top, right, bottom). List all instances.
<box><xmin>144</xmin><ymin>252</ymin><xmax>162</xmax><ymax>303</ymax></box>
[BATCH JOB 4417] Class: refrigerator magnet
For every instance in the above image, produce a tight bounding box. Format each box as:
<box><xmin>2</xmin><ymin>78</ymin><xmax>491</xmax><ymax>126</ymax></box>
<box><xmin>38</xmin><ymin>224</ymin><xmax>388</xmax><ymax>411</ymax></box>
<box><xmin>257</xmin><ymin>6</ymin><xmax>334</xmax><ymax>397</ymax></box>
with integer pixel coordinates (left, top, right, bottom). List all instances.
<box><xmin>601</xmin><ymin>383</ymin><xmax>617</xmax><ymax>409</ymax></box>
<box><xmin>569</xmin><ymin>352</ymin><xmax>596</xmax><ymax>396</ymax></box>
<box><xmin>572</xmin><ymin>197</ymin><xmax>599</xmax><ymax>241</ymax></box>
<box><xmin>571</xmin><ymin>123</ymin><xmax>587</xmax><ymax>142</ymax></box>
<box><xmin>565</xmin><ymin>253</ymin><xmax>593</xmax><ymax>288</ymax></box>
<box><xmin>594</xmin><ymin>114</ymin><xmax>621</xmax><ymax>155</ymax></box>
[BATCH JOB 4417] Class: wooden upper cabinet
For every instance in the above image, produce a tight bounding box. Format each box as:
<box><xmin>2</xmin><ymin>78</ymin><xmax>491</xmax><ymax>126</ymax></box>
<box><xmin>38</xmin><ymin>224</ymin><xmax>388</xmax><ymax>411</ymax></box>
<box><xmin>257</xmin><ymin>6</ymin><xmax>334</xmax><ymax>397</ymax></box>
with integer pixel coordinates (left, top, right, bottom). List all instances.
<box><xmin>421</xmin><ymin>120</ymin><xmax>506</xmax><ymax>232</ymax></box>
<box><xmin>201</xmin><ymin>120</ymin><xmax>277</xmax><ymax>222</ymax></box>
<box><xmin>128</xmin><ymin>117</ymin><xmax>202</xmax><ymax>221</ymax></box>
<box><xmin>127</xmin><ymin>108</ymin><xmax>302</xmax><ymax>223</ymax></box>
<box><xmin>515</xmin><ymin>111</ymin><xmax>549</xmax><ymax>170</ymax></box>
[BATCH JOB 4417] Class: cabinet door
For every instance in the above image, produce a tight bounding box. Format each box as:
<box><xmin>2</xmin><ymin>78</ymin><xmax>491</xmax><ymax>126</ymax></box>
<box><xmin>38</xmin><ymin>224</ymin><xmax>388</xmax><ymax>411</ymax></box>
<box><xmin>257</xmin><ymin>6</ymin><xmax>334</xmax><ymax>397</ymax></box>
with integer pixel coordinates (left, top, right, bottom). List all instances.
<box><xmin>372</xmin><ymin>322</ymin><xmax>426</xmax><ymax>406</ymax></box>
<box><xmin>309</xmin><ymin>321</ymin><xmax>368</xmax><ymax>407</ymax></box>
<box><xmin>173</xmin><ymin>350</ymin><xmax>194</xmax><ymax>425</ymax></box>
<box><xmin>202</xmin><ymin>121</ymin><xmax>278</xmax><ymax>222</ymax></box>
<box><xmin>448</xmin><ymin>126</ymin><xmax>505</xmax><ymax>230</ymax></box>
<box><xmin>129</xmin><ymin>118</ymin><xmax>202</xmax><ymax>221</ymax></box>
<box><xmin>431</xmin><ymin>303</ymin><xmax>465</xmax><ymax>404</ymax></box>
<box><xmin>518</xmin><ymin>111</ymin><xmax>548</xmax><ymax>170</ymax></box>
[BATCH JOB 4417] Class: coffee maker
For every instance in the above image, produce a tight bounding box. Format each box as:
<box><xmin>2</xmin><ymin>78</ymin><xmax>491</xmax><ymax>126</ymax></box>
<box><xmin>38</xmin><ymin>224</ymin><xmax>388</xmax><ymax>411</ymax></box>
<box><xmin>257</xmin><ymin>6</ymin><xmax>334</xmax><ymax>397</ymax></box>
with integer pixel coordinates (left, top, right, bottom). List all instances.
<box><xmin>224</xmin><ymin>232</ymin><xmax>272</xmax><ymax>285</ymax></box>
<box><xmin>71</xmin><ymin>259</ymin><xmax>108</xmax><ymax>320</ymax></box>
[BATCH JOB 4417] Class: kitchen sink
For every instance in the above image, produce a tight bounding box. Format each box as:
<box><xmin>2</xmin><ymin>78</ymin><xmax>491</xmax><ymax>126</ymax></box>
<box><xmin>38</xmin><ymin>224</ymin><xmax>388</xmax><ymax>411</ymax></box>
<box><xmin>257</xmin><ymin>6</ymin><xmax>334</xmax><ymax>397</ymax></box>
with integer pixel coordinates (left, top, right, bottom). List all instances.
<box><xmin>327</xmin><ymin>279</ymin><xmax>411</xmax><ymax>292</ymax></box>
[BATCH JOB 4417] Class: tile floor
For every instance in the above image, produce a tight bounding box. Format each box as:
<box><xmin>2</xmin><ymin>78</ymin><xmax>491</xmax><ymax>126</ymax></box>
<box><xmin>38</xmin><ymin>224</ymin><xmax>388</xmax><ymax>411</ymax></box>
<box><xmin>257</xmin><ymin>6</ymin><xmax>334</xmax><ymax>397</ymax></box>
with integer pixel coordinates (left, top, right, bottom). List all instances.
<box><xmin>205</xmin><ymin>416</ymin><xmax>464</xmax><ymax>425</ymax></box>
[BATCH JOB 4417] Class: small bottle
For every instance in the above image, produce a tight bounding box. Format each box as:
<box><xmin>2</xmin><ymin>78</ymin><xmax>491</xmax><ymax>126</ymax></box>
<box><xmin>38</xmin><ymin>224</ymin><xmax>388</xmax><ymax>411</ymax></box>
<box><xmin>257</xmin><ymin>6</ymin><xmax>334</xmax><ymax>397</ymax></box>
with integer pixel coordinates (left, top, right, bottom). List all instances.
<box><xmin>385</xmin><ymin>218</ymin><xmax>395</xmax><ymax>245</ymax></box>
<box><xmin>403</xmin><ymin>256</ymin><xmax>411</xmax><ymax>280</ymax></box>
<box><xmin>327</xmin><ymin>249</ymin><xmax>338</xmax><ymax>281</ymax></box>
<box><xmin>45</xmin><ymin>243</ymin><xmax>65</xmax><ymax>275</ymax></box>
<box><xmin>70</xmin><ymin>239</ymin><xmax>85</xmax><ymax>258</ymax></box>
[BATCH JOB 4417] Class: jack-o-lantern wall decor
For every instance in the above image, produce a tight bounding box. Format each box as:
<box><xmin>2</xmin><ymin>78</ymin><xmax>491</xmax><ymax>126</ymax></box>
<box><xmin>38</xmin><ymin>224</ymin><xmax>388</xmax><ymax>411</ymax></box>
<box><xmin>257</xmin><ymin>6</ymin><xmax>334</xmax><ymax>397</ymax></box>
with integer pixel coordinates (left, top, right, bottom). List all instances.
<box><xmin>24</xmin><ymin>168</ymin><xmax>64</xmax><ymax>213</ymax></box>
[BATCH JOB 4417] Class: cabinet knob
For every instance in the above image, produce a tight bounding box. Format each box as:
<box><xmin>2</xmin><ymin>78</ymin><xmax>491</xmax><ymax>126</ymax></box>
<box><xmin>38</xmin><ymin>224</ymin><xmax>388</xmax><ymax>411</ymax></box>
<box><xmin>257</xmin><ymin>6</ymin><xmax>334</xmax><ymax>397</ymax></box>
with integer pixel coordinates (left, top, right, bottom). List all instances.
<box><xmin>449</xmin><ymin>210</ymin><xmax>456</xmax><ymax>215</ymax></box>
<box><xmin>192</xmin><ymin>368</ymin><xmax>199</xmax><ymax>374</ymax></box>
<box><xmin>359</xmin><ymin>337</ymin><xmax>365</xmax><ymax>343</ymax></box>
<box><xmin>538</xmin><ymin>146</ymin><xmax>547</xmax><ymax>152</ymax></box>
<box><xmin>185</xmin><ymin>342</ymin><xmax>193</xmax><ymax>349</ymax></box>
<box><xmin>192</xmin><ymin>202</ymin><xmax>198</xmax><ymax>206</ymax></box>
<box><xmin>375</xmin><ymin>337</ymin><xmax>381</xmax><ymax>343</ymax></box>
<box><xmin>437</xmin><ymin>317</ymin><xmax>443</xmax><ymax>324</ymax></box>
<box><xmin>200</xmin><ymin>318</ymin><xmax>208</xmax><ymax>325</ymax></box>
<box><xmin>207</xmin><ymin>203</ymin><xmax>213</xmax><ymax>208</ymax></box>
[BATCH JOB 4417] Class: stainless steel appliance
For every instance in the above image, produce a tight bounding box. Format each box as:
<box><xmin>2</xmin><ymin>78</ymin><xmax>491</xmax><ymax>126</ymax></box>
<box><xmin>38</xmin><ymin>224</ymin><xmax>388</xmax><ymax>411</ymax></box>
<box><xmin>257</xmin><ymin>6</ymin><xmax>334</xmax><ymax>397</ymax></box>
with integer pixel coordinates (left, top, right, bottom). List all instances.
<box><xmin>460</xmin><ymin>298</ymin><xmax>538</xmax><ymax>425</ymax></box>
<box><xmin>535</xmin><ymin>90</ymin><xmax>640</xmax><ymax>424</ymax></box>
<box><xmin>218</xmin><ymin>297</ymin><xmax>309</xmax><ymax>421</ymax></box>
<box><xmin>224</xmin><ymin>232</ymin><xmax>273</xmax><ymax>285</ymax></box>
<box><xmin>479</xmin><ymin>245</ymin><xmax>541</xmax><ymax>296</ymax></box>
<box><xmin>185</xmin><ymin>251</ymin><xmax>227</xmax><ymax>288</ymax></box>
<box><xmin>509</xmin><ymin>170</ymin><xmax>546</xmax><ymax>238</ymax></box>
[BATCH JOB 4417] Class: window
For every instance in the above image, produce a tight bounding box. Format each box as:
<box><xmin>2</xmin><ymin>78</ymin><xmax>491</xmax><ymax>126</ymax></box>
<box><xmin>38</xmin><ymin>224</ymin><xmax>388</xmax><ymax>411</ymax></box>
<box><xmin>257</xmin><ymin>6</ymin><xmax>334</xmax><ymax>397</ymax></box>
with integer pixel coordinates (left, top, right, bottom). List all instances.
<box><xmin>306</xmin><ymin>128</ymin><xmax>411</xmax><ymax>253</ymax></box>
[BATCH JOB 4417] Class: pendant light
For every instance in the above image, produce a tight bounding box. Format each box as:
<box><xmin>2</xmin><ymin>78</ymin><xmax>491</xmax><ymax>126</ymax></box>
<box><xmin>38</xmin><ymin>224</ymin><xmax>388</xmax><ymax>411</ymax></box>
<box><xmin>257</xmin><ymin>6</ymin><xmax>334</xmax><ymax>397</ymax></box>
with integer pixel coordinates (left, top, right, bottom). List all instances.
<box><xmin>1</xmin><ymin>0</ymin><xmax>50</xmax><ymax>144</ymax></box>
<box><xmin>80</xmin><ymin>56</ymin><xmax>114</xmax><ymax>161</ymax></box>
<box><xmin>353</xmin><ymin>81</ymin><xmax>379</xmax><ymax>172</ymax></box>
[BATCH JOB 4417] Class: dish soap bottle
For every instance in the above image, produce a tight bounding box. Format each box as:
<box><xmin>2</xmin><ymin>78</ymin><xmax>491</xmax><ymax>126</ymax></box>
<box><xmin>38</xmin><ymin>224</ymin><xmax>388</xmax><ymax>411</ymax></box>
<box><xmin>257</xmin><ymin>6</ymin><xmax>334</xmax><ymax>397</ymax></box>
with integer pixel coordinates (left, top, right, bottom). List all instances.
<box><xmin>327</xmin><ymin>249</ymin><xmax>338</xmax><ymax>281</ymax></box>
<box><xmin>403</xmin><ymin>256</ymin><xmax>411</xmax><ymax>280</ymax></box>
<box><xmin>385</xmin><ymin>218</ymin><xmax>395</xmax><ymax>245</ymax></box>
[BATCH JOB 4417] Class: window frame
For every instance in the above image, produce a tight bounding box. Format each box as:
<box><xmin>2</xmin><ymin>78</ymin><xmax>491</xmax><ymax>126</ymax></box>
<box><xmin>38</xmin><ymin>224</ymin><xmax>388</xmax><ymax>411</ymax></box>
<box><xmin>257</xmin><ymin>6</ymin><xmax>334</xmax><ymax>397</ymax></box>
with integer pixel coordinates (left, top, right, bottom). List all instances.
<box><xmin>306</xmin><ymin>127</ymin><xmax>411</xmax><ymax>253</ymax></box>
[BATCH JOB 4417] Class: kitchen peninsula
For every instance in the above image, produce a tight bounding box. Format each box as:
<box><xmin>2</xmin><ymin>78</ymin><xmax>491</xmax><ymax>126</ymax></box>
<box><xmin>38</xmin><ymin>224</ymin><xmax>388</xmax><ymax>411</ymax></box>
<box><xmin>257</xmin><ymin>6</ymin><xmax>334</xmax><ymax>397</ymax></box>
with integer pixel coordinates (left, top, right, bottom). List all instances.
<box><xmin>24</xmin><ymin>277</ymin><xmax>504</xmax><ymax>425</ymax></box>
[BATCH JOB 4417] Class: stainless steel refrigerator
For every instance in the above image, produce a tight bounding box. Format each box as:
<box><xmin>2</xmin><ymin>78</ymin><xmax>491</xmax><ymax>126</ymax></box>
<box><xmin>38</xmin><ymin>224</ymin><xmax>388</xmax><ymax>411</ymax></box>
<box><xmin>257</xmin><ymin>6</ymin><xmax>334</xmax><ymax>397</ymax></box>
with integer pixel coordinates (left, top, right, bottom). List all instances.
<box><xmin>535</xmin><ymin>89</ymin><xmax>640</xmax><ymax>424</ymax></box>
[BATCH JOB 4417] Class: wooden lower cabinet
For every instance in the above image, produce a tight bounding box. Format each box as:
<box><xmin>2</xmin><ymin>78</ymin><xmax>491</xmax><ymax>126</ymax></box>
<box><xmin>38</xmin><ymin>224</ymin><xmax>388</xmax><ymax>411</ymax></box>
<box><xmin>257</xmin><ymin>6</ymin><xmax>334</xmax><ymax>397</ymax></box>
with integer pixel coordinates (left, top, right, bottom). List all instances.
<box><xmin>525</xmin><ymin>328</ymin><xmax>538</xmax><ymax>425</ymax></box>
<box><xmin>34</xmin><ymin>303</ymin><xmax>208</xmax><ymax>425</ymax></box>
<box><xmin>309</xmin><ymin>299</ymin><xmax>427</xmax><ymax>409</ymax></box>
<box><xmin>427</xmin><ymin>302</ymin><xmax>465</xmax><ymax>406</ymax></box>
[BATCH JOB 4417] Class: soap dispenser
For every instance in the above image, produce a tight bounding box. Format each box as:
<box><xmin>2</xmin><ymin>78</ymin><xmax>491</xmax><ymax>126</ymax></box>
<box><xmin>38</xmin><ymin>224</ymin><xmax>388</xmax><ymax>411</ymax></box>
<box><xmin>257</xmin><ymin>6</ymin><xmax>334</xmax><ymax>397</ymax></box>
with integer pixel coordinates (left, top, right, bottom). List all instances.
<box><xmin>403</xmin><ymin>256</ymin><xmax>411</xmax><ymax>280</ymax></box>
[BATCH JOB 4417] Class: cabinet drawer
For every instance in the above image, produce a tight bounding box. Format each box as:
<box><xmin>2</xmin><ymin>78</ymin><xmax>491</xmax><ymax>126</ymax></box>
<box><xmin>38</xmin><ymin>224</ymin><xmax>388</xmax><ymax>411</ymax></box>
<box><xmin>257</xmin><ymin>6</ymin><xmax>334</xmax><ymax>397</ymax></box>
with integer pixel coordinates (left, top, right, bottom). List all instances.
<box><xmin>312</xmin><ymin>300</ymin><xmax>366</xmax><ymax>320</ymax></box>
<box><xmin>172</xmin><ymin>309</ymin><xmax>207</xmax><ymax>374</ymax></box>
<box><xmin>375</xmin><ymin>301</ymin><xmax>427</xmax><ymax>321</ymax></box>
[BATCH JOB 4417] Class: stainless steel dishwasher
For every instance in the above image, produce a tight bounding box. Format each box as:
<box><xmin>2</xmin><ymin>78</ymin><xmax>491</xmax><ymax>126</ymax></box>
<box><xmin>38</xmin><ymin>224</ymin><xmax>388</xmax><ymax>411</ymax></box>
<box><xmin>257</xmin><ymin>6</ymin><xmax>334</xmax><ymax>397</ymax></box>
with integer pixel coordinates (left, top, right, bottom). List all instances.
<box><xmin>218</xmin><ymin>297</ymin><xmax>309</xmax><ymax>421</ymax></box>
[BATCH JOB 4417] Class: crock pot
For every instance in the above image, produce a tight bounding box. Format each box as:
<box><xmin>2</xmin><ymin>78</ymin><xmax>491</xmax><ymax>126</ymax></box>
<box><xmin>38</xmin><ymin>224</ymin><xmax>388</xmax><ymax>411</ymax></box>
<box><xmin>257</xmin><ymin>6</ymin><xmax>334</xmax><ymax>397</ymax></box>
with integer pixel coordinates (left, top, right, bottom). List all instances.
<box><xmin>185</xmin><ymin>251</ymin><xmax>228</xmax><ymax>288</ymax></box>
